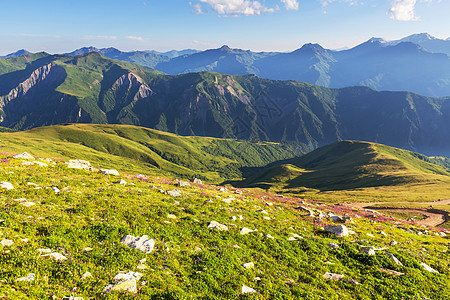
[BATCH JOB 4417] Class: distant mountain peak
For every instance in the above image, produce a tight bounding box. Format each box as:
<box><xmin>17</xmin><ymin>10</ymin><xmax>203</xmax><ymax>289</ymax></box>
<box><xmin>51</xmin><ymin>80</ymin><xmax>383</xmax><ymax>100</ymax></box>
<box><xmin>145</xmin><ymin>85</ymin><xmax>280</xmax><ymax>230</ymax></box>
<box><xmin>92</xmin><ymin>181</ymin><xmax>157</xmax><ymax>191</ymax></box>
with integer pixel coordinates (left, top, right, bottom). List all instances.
<box><xmin>403</xmin><ymin>33</ymin><xmax>437</xmax><ymax>41</ymax></box>
<box><xmin>293</xmin><ymin>43</ymin><xmax>326</xmax><ymax>54</ymax></box>
<box><xmin>367</xmin><ymin>37</ymin><xmax>386</xmax><ymax>43</ymax></box>
<box><xmin>1</xmin><ymin>49</ymin><xmax>33</xmax><ymax>59</ymax></box>
<box><xmin>218</xmin><ymin>45</ymin><xmax>232</xmax><ymax>51</ymax></box>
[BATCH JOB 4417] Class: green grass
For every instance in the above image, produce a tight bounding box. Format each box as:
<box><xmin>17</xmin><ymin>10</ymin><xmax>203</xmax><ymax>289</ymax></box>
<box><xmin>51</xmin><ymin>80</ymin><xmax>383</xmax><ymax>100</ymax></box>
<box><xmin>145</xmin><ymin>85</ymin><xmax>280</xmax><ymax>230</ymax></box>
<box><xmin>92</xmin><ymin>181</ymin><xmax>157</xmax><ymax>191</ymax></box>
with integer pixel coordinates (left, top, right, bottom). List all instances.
<box><xmin>0</xmin><ymin>124</ymin><xmax>303</xmax><ymax>183</ymax></box>
<box><xmin>0</xmin><ymin>148</ymin><xmax>448</xmax><ymax>299</ymax></box>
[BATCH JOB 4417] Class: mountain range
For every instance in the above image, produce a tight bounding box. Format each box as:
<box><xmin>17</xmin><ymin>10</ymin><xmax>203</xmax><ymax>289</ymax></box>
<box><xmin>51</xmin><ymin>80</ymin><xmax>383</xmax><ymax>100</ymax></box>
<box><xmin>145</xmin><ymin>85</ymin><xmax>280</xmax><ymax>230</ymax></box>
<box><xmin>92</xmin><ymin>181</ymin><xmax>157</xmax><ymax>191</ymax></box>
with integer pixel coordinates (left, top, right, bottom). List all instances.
<box><xmin>2</xmin><ymin>33</ymin><xmax>449</xmax><ymax>97</ymax></box>
<box><xmin>1</xmin><ymin>52</ymin><xmax>450</xmax><ymax>156</ymax></box>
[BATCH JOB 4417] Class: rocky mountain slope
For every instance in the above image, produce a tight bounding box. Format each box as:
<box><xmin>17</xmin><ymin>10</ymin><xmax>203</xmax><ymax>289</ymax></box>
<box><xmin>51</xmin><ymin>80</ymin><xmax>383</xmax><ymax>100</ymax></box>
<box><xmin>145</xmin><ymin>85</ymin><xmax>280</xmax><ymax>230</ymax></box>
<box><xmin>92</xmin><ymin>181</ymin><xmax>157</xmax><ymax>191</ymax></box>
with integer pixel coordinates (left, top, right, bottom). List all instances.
<box><xmin>1</xmin><ymin>52</ymin><xmax>450</xmax><ymax>155</ymax></box>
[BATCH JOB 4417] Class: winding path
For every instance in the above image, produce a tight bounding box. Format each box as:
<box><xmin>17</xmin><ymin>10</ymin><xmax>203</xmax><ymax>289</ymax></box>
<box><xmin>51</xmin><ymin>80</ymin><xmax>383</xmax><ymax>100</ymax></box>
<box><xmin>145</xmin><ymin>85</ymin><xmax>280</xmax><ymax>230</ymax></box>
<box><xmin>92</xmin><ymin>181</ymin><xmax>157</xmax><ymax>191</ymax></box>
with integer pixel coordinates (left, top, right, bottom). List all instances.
<box><xmin>346</xmin><ymin>199</ymin><xmax>450</xmax><ymax>227</ymax></box>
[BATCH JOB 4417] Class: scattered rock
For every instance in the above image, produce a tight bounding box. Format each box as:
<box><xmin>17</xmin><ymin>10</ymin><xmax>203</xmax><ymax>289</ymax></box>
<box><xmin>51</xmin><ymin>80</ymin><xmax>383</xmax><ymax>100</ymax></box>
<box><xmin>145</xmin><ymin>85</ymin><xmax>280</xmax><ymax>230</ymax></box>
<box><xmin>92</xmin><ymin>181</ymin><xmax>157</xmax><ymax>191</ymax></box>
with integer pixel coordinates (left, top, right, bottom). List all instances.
<box><xmin>290</xmin><ymin>233</ymin><xmax>303</xmax><ymax>239</ymax></box>
<box><xmin>104</xmin><ymin>271</ymin><xmax>143</xmax><ymax>293</ymax></box>
<box><xmin>360</xmin><ymin>247</ymin><xmax>376</xmax><ymax>256</ymax></box>
<box><xmin>14</xmin><ymin>152</ymin><xmax>34</xmax><ymax>160</ymax></box>
<box><xmin>240</xmin><ymin>227</ymin><xmax>257</xmax><ymax>235</ymax></box>
<box><xmin>366</xmin><ymin>233</ymin><xmax>375</xmax><ymax>238</ymax></box>
<box><xmin>167</xmin><ymin>214</ymin><xmax>177</xmax><ymax>219</ymax></box>
<box><xmin>256</xmin><ymin>209</ymin><xmax>269</xmax><ymax>214</ymax></box>
<box><xmin>297</xmin><ymin>206</ymin><xmax>315</xmax><ymax>217</ymax></box>
<box><xmin>439</xmin><ymin>232</ymin><xmax>447</xmax><ymax>237</ymax></box>
<box><xmin>323</xmin><ymin>272</ymin><xmax>345</xmax><ymax>281</ymax></box>
<box><xmin>20</xmin><ymin>202</ymin><xmax>36</xmax><ymax>207</ymax></box>
<box><xmin>243</xmin><ymin>262</ymin><xmax>254</xmax><ymax>269</ymax></box>
<box><xmin>1</xmin><ymin>181</ymin><xmax>14</xmax><ymax>190</ymax></box>
<box><xmin>229</xmin><ymin>216</ymin><xmax>237</xmax><ymax>221</ymax></box>
<box><xmin>389</xmin><ymin>240</ymin><xmax>398</xmax><ymax>246</ymax></box>
<box><xmin>81</xmin><ymin>272</ymin><xmax>92</xmax><ymax>280</ymax></box>
<box><xmin>219</xmin><ymin>187</ymin><xmax>228</xmax><ymax>193</ymax></box>
<box><xmin>208</xmin><ymin>221</ymin><xmax>228</xmax><ymax>231</ymax></box>
<box><xmin>99</xmin><ymin>169</ymin><xmax>120</xmax><ymax>176</ymax></box>
<box><xmin>324</xmin><ymin>225</ymin><xmax>349</xmax><ymax>237</ymax></box>
<box><xmin>241</xmin><ymin>284</ymin><xmax>257</xmax><ymax>294</ymax></box>
<box><xmin>0</xmin><ymin>239</ymin><xmax>14</xmax><ymax>246</ymax></box>
<box><xmin>22</xmin><ymin>161</ymin><xmax>48</xmax><ymax>167</ymax></box>
<box><xmin>380</xmin><ymin>268</ymin><xmax>404</xmax><ymax>276</ymax></box>
<box><xmin>192</xmin><ymin>178</ymin><xmax>203</xmax><ymax>184</ymax></box>
<box><xmin>52</xmin><ymin>187</ymin><xmax>60</xmax><ymax>193</ymax></box>
<box><xmin>66</xmin><ymin>159</ymin><xmax>93</xmax><ymax>171</ymax></box>
<box><xmin>121</xmin><ymin>235</ymin><xmax>155</xmax><ymax>254</ymax></box>
<box><xmin>379</xmin><ymin>231</ymin><xmax>387</xmax><ymax>237</ymax></box>
<box><xmin>118</xmin><ymin>179</ymin><xmax>127</xmax><ymax>185</ymax></box>
<box><xmin>288</xmin><ymin>237</ymin><xmax>298</xmax><ymax>241</ymax></box>
<box><xmin>62</xmin><ymin>296</ymin><xmax>84</xmax><ymax>300</ymax></box>
<box><xmin>264</xmin><ymin>234</ymin><xmax>274</xmax><ymax>239</ymax></box>
<box><xmin>327</xmin><ymin>243</ymin><xmax>340</xmax><ymax>249</ymax></box>
<box><xmin>222</xmin><ymin>197</ymin><xmax>233</xmax><ymax>204</ymax></box>
<box><xmin>386</xmin><ymin>252</ymin><xmax>403</xmax><ymax>266</ymax></box>
<box><xmin>41</xmin><ymin>252</ymin><xmax>68</xmax><ymax>261</ymax></box>
<box><xmin>177</xmin><ymin>180</ymin><xmax>191</xmax><ymax>187</ymax></box>
<box><xmin>37</xmin><ymin>249</ymin><xmax>52</xmax><ymax>254</ymax></box>
<box><xmin>263</xmin><ymin>216</ymin><xmax>271</xmax><ymax>220</ymax></box>
<box><xmin>15</xmin><ymin>273</ymin><xmax>35</xmax><ymax>282</ymax></box>
<box><xmin>83</xmin><ymin>247</ymin><xmax>93</xmax><ymax>252</ymax></box>
<box><xmin>420</xmin><ymin>262</ymin><xmax>439</xmax><ymax>273</ymax></box>
<box><xmin>167</xmin><ymin>189</ymin><xmax>181</xmax><ymax>197</ymax></box>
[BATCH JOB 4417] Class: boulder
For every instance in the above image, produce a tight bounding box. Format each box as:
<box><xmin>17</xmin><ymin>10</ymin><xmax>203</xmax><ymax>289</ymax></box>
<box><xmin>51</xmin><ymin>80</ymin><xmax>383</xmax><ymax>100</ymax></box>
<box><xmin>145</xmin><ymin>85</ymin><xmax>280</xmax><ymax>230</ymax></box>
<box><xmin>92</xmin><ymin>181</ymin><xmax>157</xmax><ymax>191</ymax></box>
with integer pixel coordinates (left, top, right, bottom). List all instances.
<box><xmin>167</xmin><ymin>214</ymin><xmax>177</xmax><ymax>219</ymax></box>
<box><xmin>331</xmin><ymin>215</ymin><xmax>352</xmax><ymax>223</ymax></box>
<box><xmin>20</xmin><ymin>202</ymin><xmax>36</xmax><ymax>207</ymax></box>
<box><xmin>324</xmin><ymin>225</ymin><xmax>349</xmax><ymax>237</ymax></box>
<box><xmin>192</xmin><ymin>178</ymin><xmax>203</xmax><ymax>184</ymax></box>
<box><xmin>327</xmin><ymin>243</ymin><xmax>340</xmax><ymax>249</ymax></box>
<box><xmin>177</xmin><ymin>180</ymin><xmax>191</xmax><ymax>187</ymax></box>
<box><xmin>52</xmin><ymin>187</ymin><xmax>60</xmax><ymax>193</ymax></box>
<box><xmin>81</xmin><ymin>272</ymin><xmax>92</xmax><ymax>280</ymax></box>
<box><xmin>1</xmin><ymin>181</ymin><xmax>14</xmax><ymax>190</ymax></box>
<box><xmin>243</xmin><ymin>262</ymin><xmax>254</xmax><ymax>269</ymax></box>
<box><xmin>118</xmin><ymin>179</ymin><xmax>127</xmax><ymax>185</ymax></box>
<box><xmin>208</xmin><ymin>221</ymin><xmax>228</xmax><ymax>231</ymax></box>
<box><xmin>41</xmin><ymin>252</ymin><xmax>68</xmax><ymax>261</ymax></box>
<box><xmin>0</xmin><ymin>239</ymin><xmax>14</xmax><ymax>246</ymax></box>
<box><xmin>14</xmin><ymin>152</ymin><xmax>34</xmax><ymax>160</ymax></box>
<box><xmin>104</xmin><ymin>271</ymin><xmax>143</xmax><ymax>293</ymax></box>
<box><xmin>167</xmin><ymin>189</ymin><xmax>181</xmax><ymax>197</ymax></box>
<box><xmin>264</xmin><ymin>234</ymin><xmax>274</xmax><ymax>239</ymax></box>
<box><xmin>389</xmin><ymin>240</ymin><xmax>398</xmax><ymax>246</ymax></box>
<box><xmin>99</xmin><ymin>169</ymin><xmax>120</xmax><ymax>176</ymax></box>
<box><xmin>219</xmin><ymin>187</ymin><xmax>228</xmax><ymax>193</ymax></box>
<box><xmin>121</xmin><ymin>235</ymin><xmax>155</xmax><ymax>254</ymax></box>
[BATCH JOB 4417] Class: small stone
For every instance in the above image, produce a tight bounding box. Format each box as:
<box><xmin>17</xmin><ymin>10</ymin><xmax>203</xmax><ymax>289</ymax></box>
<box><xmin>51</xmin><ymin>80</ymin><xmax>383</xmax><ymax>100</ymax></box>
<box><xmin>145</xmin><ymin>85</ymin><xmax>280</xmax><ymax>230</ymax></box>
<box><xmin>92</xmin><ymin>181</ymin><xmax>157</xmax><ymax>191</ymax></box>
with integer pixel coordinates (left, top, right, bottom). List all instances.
<box><xmin>0</xmin><ymin>239</ymin><xmax>13</xmax><ymax>246</ymax></box>
<box><xmin>324</xmin><ymin>225</ymin><xmax>349</xmax><ymax>237</ymax></box>
<box><xmin>264</xmin><ymin>234</ymin><xmax>274</xmax><ymax>239</ymax></box>
<box><xmin>167</xmin><ymin>214</ymin><xmax>177</xmax><ymax>219</ymax></box>
<box><xmin>66</xmin><ymin>159</ymin><xmax>92</xmax><ymax>170</ymax></box>
<box><xmin>81</xmin><ymin>272</ymin><xmax>92</xmax><ymax>280</ymax></box>
<box><xmin>288</xmin><ymin>236</ymin><xmax>297</xmax><ymax>241</ymax></box>
<box><xmin>263</xmin><ymin>216</ymin><xmax>271</xmax><ymax>220</ymax></box>
<box><xmin>21</xmin><ymin>238</ymin><xmax>29</xmax><ymax>243</ymax></box>
<box><xmin>219</xmin><ymin>187</ymin><xmax>228</xmax><ymax>193</ymax></box>
<box><xmin>99</xmin><ymin>169</ymin><xmax>120</xmax><ymax>176</ymax></box>
<box><xmin>386</xmin><ymin>252</ymin><xmax>403</xmax><ymax>266</ymax></box>
<box><xmin>420</xmin><ymin>262</ymin><xmax>439</xmax><ymax>273</ymax></box>
<box><xmin>327</xmin><ymin>243</ymin><xmax>340</xmax><ymax>249</ymax></box>
<box><xmin>256</xmin><ymin>209</ymin><xmax>269</xmax><ymax>214</ymax></box>
<box><xmin>63</xmin><ymin>296</ymin><xmax>84</xmax><ymax>300</ymax></box>
<box><xmin>379</xmin><ymin>231</ymin><xmax>387</xmax><ymax>237</ymax></box>
<box><xmin>104</xmin><ymin>279</ymin><xmax>137</xmax><ymax>293</ymax></box>
<box><xmin>360</xmin><ymin>247</ymin><xmax>376</xmax><ymax>256</ymax></box>
<box><xmin>167</xmin><ymin>189</ymin><xmax>181</xmax><ymax>197</ymax></box>
<box><xmin>229</xmin><ymin>216</ymin><xmax>237</xmax><ymax>221</ymax></box>
<box><xmin>366</xmin><ymin>233</ymin><xmax>375</xmax><ymax>238</ymax></box>
<box><xmin>192</xmin><ymin>178</ymin><xmax>203</xmax><ymax>184</ymax></box>
<box><xmin>389</xmin><ymin>240</ymin><xmax>398</xmax><ymax>246</ymax></box>
<box><xmin>243</xmin><ymin>262</ymin><xmax>254</xmax><ymax>269</ymax></box>
<box><xmin>83</xmin><ymin>247</ymin><xmax>93</xmax><ymax>252</ymax></box>
<box><xmin>20</xmin><ymin>202</ymin><xmax>36</xmax><ymax>207</ymax></box>
<box><xmin>240</xmin><ymin>227</ymin><xmax>256</xmax><ymax>235</ymax></box>
<box><xmin>208</xmin><ymin>221</ymin><xmax>228</xmax><ymax>231</ymax></box>
<box><xmin>380</xmin><ymin>268</ymin><xmax>404</xmax><ymax>276</ymax></box>
<box><xmin>52</xmin><ymin>187</ymin><xmax>60</xmax><ymax>193</ymax></box>
<box><xmin>15</xmin><ymin>273</ymin><xmax>35</xmax><ymax>282</ymax></box>
<box><xmin>439</xmin><ymin>232</ymin><xmax>447</xmax><ymax>237</ymax></box>
<box><xmin>41</xmin><ymin>252</ymin><xmax>68</xmax><ymax>261</ymax></box>
<box><xmin>177</xmin><ymin>180</ymin><xmax>191</xmax><ymax>187</ymax></box>
<box><xmin>265</xmin><ymin>202</ymin><xmax>273</xmax><ymax>206</ymax></box>
<box><xmin>14</xmin><ymin>152</ymin><xmax>34</xmax><ymax>160</ymax></box>
<box><xmin>137</xmin><ymin>264</ymin><xmax>148</xmax><ymax>270</ymax></box>
<box><xmin>121</xmin><ymin>235</ymin><xmax>155</xmax><ymax>254</ymax></box>
<box><xmin>323</xmin><ymin>272</ymin><xmax>345</xmax><ymax>281</ymax></box>
<box><xmin>0</xmin><ymin>181</ymin><xmax>14</xmax><ymax>190</ymax></box>
<box><xmin>118</xmin><ymin>179</ymin><xmax>127</xmax><ymax>185</ymax></box>
<box><xmin>37</xmin><ymin>248</ymin><xmax>52</xmax><ymax>254</ymax></box>
<box><xmin>241</xmin><ymin>284</ymin><xmax>256</xmax><ymax>294</ymax></box>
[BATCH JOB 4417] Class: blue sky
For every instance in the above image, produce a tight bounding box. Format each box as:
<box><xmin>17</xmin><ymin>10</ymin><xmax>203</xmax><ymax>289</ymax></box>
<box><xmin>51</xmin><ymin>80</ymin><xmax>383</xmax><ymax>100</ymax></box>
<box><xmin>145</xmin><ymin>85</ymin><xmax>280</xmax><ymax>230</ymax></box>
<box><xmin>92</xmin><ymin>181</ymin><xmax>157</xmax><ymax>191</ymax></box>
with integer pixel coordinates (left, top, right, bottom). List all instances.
<box><xmin>0</xmin><ymin>0</ymin><xmax>448</xmax><ymax>54</ymax></box>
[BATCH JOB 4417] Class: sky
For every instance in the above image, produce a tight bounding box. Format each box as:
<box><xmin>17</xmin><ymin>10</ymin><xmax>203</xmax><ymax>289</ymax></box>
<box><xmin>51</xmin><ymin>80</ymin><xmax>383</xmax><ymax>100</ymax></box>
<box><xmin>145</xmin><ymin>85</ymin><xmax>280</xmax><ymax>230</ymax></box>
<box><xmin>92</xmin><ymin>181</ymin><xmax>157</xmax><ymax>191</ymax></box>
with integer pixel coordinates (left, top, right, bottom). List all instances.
<box><xmin>0</xmin><ymin>0</ymin><xmax>449</xmax><ymax>55</ymax></box>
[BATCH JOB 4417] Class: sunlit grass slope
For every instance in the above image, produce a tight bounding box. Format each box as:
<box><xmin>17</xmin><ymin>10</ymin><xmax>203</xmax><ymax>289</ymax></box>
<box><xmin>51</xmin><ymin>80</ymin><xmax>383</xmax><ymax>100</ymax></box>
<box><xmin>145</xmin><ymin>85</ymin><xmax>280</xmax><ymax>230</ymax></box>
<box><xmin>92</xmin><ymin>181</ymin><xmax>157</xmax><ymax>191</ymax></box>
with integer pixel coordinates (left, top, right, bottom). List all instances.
<box><xmin>0</xmin><ymin>124</ymin><xmax>302</xmax><ymax>183</ymax></box>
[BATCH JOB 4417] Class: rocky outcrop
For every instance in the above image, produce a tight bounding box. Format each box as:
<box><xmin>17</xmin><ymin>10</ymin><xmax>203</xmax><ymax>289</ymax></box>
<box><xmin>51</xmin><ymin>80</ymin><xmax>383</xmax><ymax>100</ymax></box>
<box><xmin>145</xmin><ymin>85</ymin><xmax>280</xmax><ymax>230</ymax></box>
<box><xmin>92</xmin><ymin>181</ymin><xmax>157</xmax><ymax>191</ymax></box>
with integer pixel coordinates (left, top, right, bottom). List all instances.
<box><xmin>110</xmin><ymin>72</ymin><xmax>153</xmax><ymax>102</ymax></box>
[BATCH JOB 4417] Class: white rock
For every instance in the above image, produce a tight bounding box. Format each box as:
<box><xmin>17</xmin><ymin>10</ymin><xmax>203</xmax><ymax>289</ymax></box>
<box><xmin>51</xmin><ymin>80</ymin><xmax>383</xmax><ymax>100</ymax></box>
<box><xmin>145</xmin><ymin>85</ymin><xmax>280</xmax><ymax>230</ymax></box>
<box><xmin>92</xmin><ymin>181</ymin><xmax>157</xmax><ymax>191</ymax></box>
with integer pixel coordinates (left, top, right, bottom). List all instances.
<box><xmin>222</xmin><ymin>198</ymin><xmax>233</xmax><ymax>204</ymax></box>
<box><xmin>439</xmin><ymin>232</ymin><xmax>447</xmax><ymax>237</ymax></box>
<box><xmin>380</xmin><ymin>268</ymin><xmax>404</xmax><ymax>276</ymax></box>
<box><xmin>208</xmin><ymin>221</ymin><xmax>228</xmax><ymax>231</ymax></box>
<box><xmin>83</xmin><ymin>247</ymin><xmax>93</xmax><ymax>252</ymax></box>
<box><xmin>177</xmin><ymin>180</ymin><xmax>191</xmax><ymax>187</ymax></box>
<box><xmin>66</xmin><ymin>159</ymin><xmax>92</xmax><ymax>170</ymax></box>
<box><xmin>41</xmin><ymin>252</ymin><xmax>68</xmax><ymax>261</ymax></box>
<box><xmin>104</xmin><ymin>279</ymin><xmax>137</xmax><ymax>293</ymax></box>
<box><xmin>99</xmin><ymin>169</ymin><xmax>120</xmax><ymax>176</ymax></box>
<box><xmin>241</xmin><ymin>284</ymin><xmax>256</xmax><ymax>294</ymax></box>
<box><xmin>1</xmin><ymin>181</ymin><xmax>14</xmax><ymax>190</ymax></box>
<box><xmin>386</xmin><ymin>252</ymin><xmax>403</xmax><ymax>266</ymax></box>
<box><xmin>219</xmin><ymin>187</ymin><xmax>228</xmax><ymax>193</ymax></box>
<box><xmin>288</xmin><ymin>236</ymin><xmax>298</xmax><ymax>241</ymax></box>
<box><xmin>14</xmin><ymin>152</ymin><xmax>34</xmax><ymax>160</ymax></box>
<box><xmin>297</xmin><ymin>206</ymin><xmax>315</xmax><ymax>217</ymax></box>
<box><xmin>37</xmin><ymin>248</ymin><xmax>52</xmax><ymax>254</ymax></box>
<box><xmin>264</xmin><ymin>234</ymin><xmax>274</xmax><ymax>239</ymax></box>
<box><xmin>21</xmin><ymin>238</ymin><xmax>29</xmax><ymax>243</ymax></box>
<box><xmin>366</xmin><ymin>233</ymin><xmax>375</xmax><ymax>238</ymax></box>
<box><xmin>229</xmin><ymin>216</ymin><xmax>237</xmax><ymax>221</ymax></box>
<box><xmin>167</xmin><ymin>189</ymin><xmax>181</xmax><ymax>197</ymax></box>
<box><xmin>15</xmin><ymin>273</ymin><xmax>35</xmax><ymax>282</ymax></box>
<box><xmin>379</xmin><ymin>231</ymin><xmax>387</xmax><ymax>237</ymax></box>
<box><xmin>360</xmin><ymin>247</ymin><xmax>376</xmax><ymax>256</ymax></box>
<box><xmin>290</xmin><ymin>233</ymin><xmax>303</xmax><ymax>239</ymax></box>
<box><xmin>263</xmin><ymin>216</ymin><xmax>271</xmax><ymax>220</ymax></box>
<box><xmin>324</xmin><ymin>225</ymin><xmax>349</xmax><ymax>237</ymax></box>
<box><xmin>265</xmin><ymin>202</ymin><xmax>273</xmax><ymax>206</ymax></box>
<box><xmin>63</xmin><ymin>296</ymin><xmax>84</xmax><ymax>300</ymax></box>
<box><xmin>192</xmin><ymin>178</ymin><xmax>203</xmax><ymax>184</ymax></box>
<box><xmin>0</xmin><ymin>239</ymin><xmax>14</xmax><ymax>246</ymax></box>
<box><xmin>81</xmin><ymin>271</ymin><xmax>92</xmax><ymax>280</ymax></box>
<box><xmin>389</xmin><ymin>240</ymin><xmax>398</xmax><ymax>246</ymax></box>
<box><xmin>420</xmin><ymin>262</ymin><xmax>439</xmax><ymax>273</ymax></box>
<box><xmin>243</xmin><ymin>262</ymin><xmax>254</xmax><ymax>269</ymax></box>
<box><xmin>323</xmin><ymin>272</ymin><xmax>345</xmax><ymax>281</ymax></box>
<box><xmin>121</xmin><ymin>235</ymin><xmax>155</xmax><ymax>254</ymax></box>
<box><xmin>167</xmin><ymin>214</ymin><xmax>177</xmax><ymax>219</ymax></box>
<box><xmin>113</xmin><ymin>271</ymin><xmax>143</xmax><ymax>281</ymax></box>
<box><xmin>118</xmin><ymin>179</ymin><xmax>127</xmax><ymax>185</ymax></box>
<box><xmin>240</xmin><ymin>227</ymin><xmax>256</xmax><ymax>235</ymax></box>
<box><xmin>256</xmin><ymin>209</ymin><xmax>269</xmax><ymax>214</ymax></box>
<box><xmin>52</xmin><ymin>187</ymin><xmax>60</xmax><ymax>193</ymax></box>
<box><xmin>20</xmin><ymin>201</ymin><xmax>36</xmax><ymax>207</ymax></box>
<box><xmin>22</xmin><ymin>161</ymin><xmax>48</xmax><ymax>167</ymax></box>
<box><xmin>327</xmin><ymin>243</ymin><xmax>340</xmax><ymax>249</ymax></box>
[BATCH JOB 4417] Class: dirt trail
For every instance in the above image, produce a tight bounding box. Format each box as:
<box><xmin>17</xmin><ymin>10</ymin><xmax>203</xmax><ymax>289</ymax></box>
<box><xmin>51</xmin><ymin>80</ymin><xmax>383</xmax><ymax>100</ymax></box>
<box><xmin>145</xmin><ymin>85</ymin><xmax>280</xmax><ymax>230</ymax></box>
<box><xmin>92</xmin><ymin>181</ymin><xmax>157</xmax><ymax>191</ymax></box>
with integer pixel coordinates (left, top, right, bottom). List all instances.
<box><xmin>346</xmin><ymin>199</ymin><xmax>450</xmax><ymax>227</ymax></box>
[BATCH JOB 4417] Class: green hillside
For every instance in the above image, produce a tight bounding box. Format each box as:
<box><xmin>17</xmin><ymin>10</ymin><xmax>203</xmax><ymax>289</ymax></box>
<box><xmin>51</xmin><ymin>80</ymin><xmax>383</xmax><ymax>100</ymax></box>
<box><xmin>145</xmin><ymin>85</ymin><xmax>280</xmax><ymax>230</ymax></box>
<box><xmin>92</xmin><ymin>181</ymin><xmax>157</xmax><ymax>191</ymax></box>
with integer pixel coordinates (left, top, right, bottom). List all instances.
<box><xmin>235</xmin><ymin>141</ymin><xmax>450</xmax><ymax>200</ymax></box>
<box><xmin>0</xmin><ymin>124</ymin><xmax>303</xmax><ymax>182</ymax></box>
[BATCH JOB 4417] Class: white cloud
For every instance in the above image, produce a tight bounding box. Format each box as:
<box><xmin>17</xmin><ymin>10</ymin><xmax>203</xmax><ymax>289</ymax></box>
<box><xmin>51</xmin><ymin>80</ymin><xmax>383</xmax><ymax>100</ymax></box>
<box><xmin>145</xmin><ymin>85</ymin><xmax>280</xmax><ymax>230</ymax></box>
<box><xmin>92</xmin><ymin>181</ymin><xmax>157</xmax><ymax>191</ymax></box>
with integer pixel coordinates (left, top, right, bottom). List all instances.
<box><xmin>126</xmin><ymin>36</ymin><xmax>144</xmax><ymax>41</ymax></box>
<box><xmin>199</xmin><ymin>0</ymin><xmax>274</xmax><ymax>16</ymax></box>
<box><xmin>190</xmin><ymin>2</ymin><xmax>204</xmax><ymax>14</ymax></box>
<box><xmin>389</xmin><ymin>0</ymin><xmax>418</xmax><ymax>21</ymax></box>
<box><xmin>281</xmin><ymin>0</ymin><xmax>299</xmax><ymax>10</ymax></box>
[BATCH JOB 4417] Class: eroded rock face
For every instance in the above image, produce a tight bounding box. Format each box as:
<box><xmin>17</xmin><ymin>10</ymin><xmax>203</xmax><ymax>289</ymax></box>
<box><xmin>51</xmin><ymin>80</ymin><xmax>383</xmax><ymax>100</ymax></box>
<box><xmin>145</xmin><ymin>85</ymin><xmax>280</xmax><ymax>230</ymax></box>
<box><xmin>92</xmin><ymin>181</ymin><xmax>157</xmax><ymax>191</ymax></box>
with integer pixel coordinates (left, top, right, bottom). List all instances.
<box><xmin>121</xmin><ymin>235</ymin><xmax>155</xmax><ymax>254</ymax></box>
